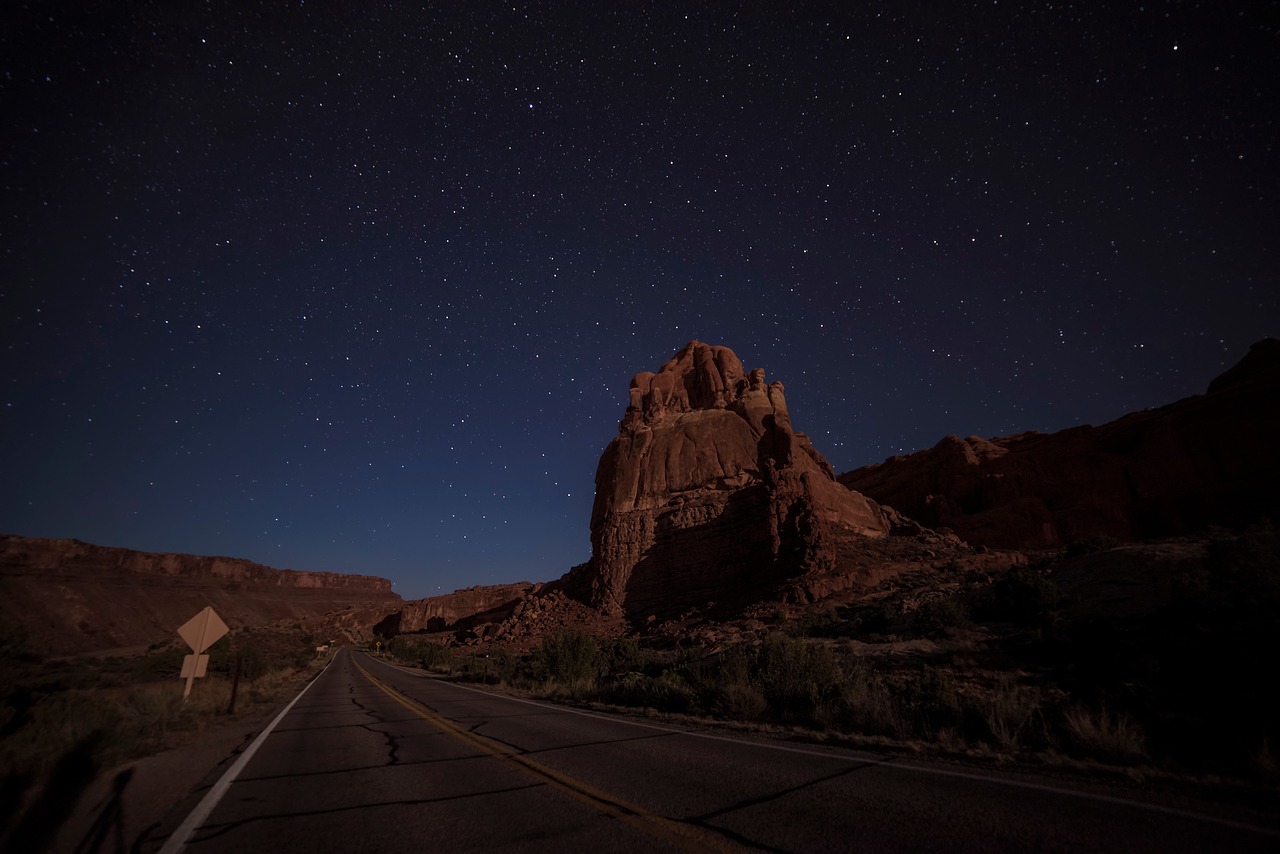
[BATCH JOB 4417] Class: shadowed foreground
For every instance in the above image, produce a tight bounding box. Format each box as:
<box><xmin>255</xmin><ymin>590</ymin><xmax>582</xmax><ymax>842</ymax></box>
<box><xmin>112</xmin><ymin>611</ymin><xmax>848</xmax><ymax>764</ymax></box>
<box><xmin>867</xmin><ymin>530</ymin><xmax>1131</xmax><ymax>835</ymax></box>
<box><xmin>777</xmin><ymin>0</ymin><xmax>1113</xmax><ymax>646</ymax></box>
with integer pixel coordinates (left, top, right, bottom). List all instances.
<box><xmin>139</xmin><ymin>648</ymin><xmax>1277</xmax><ymax>853</ymax></box>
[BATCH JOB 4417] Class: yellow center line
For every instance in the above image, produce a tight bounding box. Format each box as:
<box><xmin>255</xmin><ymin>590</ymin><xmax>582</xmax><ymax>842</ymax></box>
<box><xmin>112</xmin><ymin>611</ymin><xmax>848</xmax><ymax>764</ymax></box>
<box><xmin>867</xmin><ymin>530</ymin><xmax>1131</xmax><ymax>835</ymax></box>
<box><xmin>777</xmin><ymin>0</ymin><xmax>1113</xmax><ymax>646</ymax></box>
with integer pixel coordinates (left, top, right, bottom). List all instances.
<box><xmin>353</xmin><ymin>656</ymin><xmax>737</xmax><ymax>853</ymax></box>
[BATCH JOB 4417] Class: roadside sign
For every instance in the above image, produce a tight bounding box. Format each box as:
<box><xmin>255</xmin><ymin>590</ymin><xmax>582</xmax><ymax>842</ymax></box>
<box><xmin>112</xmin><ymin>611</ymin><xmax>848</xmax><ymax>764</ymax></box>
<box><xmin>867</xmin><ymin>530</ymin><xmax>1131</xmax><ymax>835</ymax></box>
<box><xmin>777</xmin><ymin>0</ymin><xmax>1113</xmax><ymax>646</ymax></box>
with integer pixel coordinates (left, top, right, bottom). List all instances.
<box><xmin>177</xmin><ymin>606</ymin><xmax>229</xmax><ymax>698</ymax></box>
<box><xmin>178</xmin><ymin>607</ymin><xmax>228</xmax><ymax>654</ymax></box>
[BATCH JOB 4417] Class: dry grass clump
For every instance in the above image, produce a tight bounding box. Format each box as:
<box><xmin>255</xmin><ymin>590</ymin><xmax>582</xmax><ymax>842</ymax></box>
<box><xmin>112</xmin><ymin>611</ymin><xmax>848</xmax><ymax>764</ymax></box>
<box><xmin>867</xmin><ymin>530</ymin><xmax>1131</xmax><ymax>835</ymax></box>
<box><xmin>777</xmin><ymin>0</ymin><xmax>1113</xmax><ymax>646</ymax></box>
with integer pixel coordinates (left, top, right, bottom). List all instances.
<box><xmin>1062</xmin><ymin>704</ymin><xmax>1146</xmax><ymax>762</ymax></box>
<box><xmin>982</xmin><ymin>679</ymin><xmax>1041</xmax><ymax>751</ymax></box>
<box><xmin>1</xmin><ymin>624</ymin><xmax>328</xmax><ymax>793</ymax></box>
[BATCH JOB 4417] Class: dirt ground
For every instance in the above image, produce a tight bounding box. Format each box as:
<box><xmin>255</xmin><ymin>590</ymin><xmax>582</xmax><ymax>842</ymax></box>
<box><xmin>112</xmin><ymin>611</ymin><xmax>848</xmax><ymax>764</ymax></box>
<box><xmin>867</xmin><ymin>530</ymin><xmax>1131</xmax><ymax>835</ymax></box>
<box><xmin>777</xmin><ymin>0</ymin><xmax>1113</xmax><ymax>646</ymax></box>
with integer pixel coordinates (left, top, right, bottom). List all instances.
<box><xmin>4</xmin><ymin>706</ymin><xmax>277</xmax><ymax>854</ymax></box>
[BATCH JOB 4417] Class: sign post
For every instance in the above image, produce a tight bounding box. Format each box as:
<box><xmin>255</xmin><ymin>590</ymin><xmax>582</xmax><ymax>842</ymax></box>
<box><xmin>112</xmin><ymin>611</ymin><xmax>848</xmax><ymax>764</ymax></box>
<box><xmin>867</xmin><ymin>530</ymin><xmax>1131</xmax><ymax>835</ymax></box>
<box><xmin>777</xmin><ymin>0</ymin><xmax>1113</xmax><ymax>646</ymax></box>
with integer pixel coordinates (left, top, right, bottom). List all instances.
<box><xmin>177</xmin><ymin>606</ymin><xmax>229</xmax><ymax>699</ymax></box>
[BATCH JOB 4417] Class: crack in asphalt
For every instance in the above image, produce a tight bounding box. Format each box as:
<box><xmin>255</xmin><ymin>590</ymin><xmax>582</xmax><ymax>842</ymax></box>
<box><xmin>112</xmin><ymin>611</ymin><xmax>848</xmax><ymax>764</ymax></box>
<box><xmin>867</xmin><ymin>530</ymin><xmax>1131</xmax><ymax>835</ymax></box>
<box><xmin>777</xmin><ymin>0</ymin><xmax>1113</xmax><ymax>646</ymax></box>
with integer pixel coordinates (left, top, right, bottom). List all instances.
<box><xmin>465</xmin><ymin>723</ymin><xmax>683</xmax><ymax>759</ymax></box>
<box><xmin>688</xmin><ymin>763</ymin><xmax>873</xmax><ymax>824</ymax></box>
<box><xmin>272</xmin><ymin>717</ymin><xmax>418</xmax><ymax>734</ymax></box>
<box><xmin>347</xmin><ymin>696</ymin><xmax>386</xmax><ymax>720</ymax></box>
<box><xmin>358</xmin><ymin>723</ymin><xmax>402</xmax><ymax>765</ymax></box>
<box><xmin>676</xmin><ymin>765</ymin><xmax>877</xmax><ymax>853</ymax></box>
<box><xmin>234</xmin><ymin>748</ymin><xmax>487</xmax><ymax>784</ymax></box>
<box><xmin>187</xmin><ymin>782</ymin><xmax>547</xmax><ymax>844</ymax></box>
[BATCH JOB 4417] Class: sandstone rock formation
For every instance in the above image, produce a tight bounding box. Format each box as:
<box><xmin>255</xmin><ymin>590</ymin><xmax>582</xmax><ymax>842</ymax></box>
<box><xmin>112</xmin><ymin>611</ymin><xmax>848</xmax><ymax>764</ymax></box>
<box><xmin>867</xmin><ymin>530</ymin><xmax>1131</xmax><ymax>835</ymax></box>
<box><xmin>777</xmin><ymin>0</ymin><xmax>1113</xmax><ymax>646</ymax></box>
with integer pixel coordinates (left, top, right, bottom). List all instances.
<box><xmin>568</xmin><ymin>341</ymin><xmax>888</xmax><ymax>621</ymax></box>
<box><xmin>839</xmin><ymin>338</ymin><xmax>1280</xmax><ymax>550</ymax></box>
<box><xmin>0</xmin><ymin>535</ymin><xmax>402</xmax><ymax>655</ymax></box>
<box><xmin>385</xmin><ymin>582</ymin><xmax>539</xmax><ymax>633</ymax></box>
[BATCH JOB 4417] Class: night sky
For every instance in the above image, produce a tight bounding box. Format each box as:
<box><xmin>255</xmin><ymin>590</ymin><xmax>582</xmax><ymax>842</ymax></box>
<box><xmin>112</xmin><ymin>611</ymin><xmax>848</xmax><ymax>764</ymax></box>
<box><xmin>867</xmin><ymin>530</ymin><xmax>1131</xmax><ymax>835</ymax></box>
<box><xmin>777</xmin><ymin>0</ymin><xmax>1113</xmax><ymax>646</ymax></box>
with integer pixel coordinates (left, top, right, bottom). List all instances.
<box><xmin>3</xmin><ymin>3</ymin><xmax>1276</xmax><ymax>599</ymax></box>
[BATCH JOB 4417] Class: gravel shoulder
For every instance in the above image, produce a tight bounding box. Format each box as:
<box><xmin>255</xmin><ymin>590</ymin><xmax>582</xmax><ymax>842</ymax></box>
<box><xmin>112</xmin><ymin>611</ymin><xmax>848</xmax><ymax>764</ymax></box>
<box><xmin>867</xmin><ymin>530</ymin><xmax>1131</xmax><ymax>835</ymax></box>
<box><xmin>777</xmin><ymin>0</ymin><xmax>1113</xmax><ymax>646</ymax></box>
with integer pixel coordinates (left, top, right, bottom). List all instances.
<box><xmin>37</xmin><ymin>707</ymin><xmax>279</xmax><ymax>854</ymax></box>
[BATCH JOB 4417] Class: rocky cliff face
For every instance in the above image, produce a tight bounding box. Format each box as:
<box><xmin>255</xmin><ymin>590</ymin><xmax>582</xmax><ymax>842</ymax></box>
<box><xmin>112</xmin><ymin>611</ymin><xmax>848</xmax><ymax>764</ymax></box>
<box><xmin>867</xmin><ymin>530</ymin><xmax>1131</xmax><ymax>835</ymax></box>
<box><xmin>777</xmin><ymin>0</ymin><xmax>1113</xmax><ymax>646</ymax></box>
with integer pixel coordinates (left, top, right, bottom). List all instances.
<box><xmin>1</xmin><ymin>536</ymin><xmax>398</xmax><ymax>592</ymax></box>
<box><xmin>0</xmin><ymin>536</ymin><xmax>401</xmax><ymax>655</ymax></box>
<box><xmin>839</xmin><ymin>339</ymin><xmax>1280</xmax><ymax>550</ymax></box>
<box><xmin>570</xmin><ymin>341</ymin><xmax>888</xmax><ymax>621</ymax></box>
<box><xmin>386</xmin><ymin>583</ymin><xmax>539</xmax><ymax>633</ymax></box>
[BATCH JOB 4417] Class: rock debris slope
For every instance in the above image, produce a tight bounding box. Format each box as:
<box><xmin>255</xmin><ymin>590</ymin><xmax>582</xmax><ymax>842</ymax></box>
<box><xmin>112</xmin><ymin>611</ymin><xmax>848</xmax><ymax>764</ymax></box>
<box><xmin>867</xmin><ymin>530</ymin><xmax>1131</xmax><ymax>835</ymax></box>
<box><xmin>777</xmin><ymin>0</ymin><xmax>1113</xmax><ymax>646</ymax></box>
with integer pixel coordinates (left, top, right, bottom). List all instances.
<box><xmin>570</xmin><ymin>341</ymin><xmax>888</xmax><ymax>622</ymax></box>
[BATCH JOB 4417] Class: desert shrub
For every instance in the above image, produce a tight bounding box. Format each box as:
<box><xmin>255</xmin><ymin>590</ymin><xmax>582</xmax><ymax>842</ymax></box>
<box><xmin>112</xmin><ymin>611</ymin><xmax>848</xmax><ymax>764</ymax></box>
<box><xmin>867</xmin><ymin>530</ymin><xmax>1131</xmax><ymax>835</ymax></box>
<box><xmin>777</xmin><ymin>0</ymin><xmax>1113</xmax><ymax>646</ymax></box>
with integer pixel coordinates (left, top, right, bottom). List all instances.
<box><xmin>980</xmin><ymin>567</ymin><xmax>1063</xmax><ymax>626</ymax></box>
<box><xmin>124</xmin><ymin>682</ymin><xmax>190</xmax><ymax>741</ymax></box>
<box><xmin>126</xmin><ymin>647</ymin><xmax>188</xmax><ymax>683</ymax></box>
<box><xmin>603</xmin><ymin>671</ymin><xmax>698</xmax><ymax>713</ymax></box>
<box><xmin>456</xmin><ymin>654</ymin><xmax>496</xmax><ymax>683</ymax></box>
<box><xmin>1065</xmin><ymin>536</ymin><xmax>1119</xmax><ymax>558</ymax></box>
<box><xmin>1</xmin><ymin>626</ymin><xmax>38</xmax><ymax>736</ymax></box>
<box><xmin>713</xmin><ymin>680</ymin><xmax>769</xmax><ymax>721</ymax></box>
<box><xmin>418</xmin><ymin>642</ymin><xmax>453</xmax><ymax>672</ymax></box>
<box><xmin>837</xmin><ymin>669</ymin><xmax>907</xmax><ymax>738</ymax></box>
<box><xmin>248</xmin><ymin>667</ymin><xmax>306</xmax><ymax>704</ymax></box>
<box><xmin>206</xmin><ymin>636</ymin><xmax>234</xmax><ymax>674</ymax></box>
<box><xmin>754</xmin><ymin>633</ymin><xmax>844</xmax><ymax>724</ymax></box>
<box><xmin>533</xmin><ymin>629</ymin><xmax>601</xmax><ymax>687</ymax></box>
<box><xmin>0</xmin><ymin>690</ymin><xmax>129</xmax><ymax>778</ymax></box>
<box><xmin>894</xmin><ymin>666</ymin><xmax>962</xmax><ymax>739</ymax></box>
<box><xmin>237</xmin><ymin>646</ymin><xmax>269</xmax><ymax>682</ymax></box>
<box><xmin>485</xmin><ymin>648</ymin><xmax>519</xmax><ymax>684</ymax></box>
<box><xmin>1253</xmin><ymin>737</ymin><xmax>1279</xmax><ymax>783</ymax></box>
<box><xmin>982</xmin><ymin>679</ymin><xmax>1041</xmax><ymax>750</ymax></box>
<box><xmin>1145</xmin><ymin>522</ymin><xmax>1280</xmax><ymax>773</ymax></box>
<box><xmin>604</xmin><ymin>637</ymin><xmax>654</xmax><ymax>675</ymax></box>
<box><xmin>384</xmin><ymin>635</ymin><xmax>420</xmax><ymax>661</ymax></box>
<box><xmin>1204</xmin><ymin>521</ymin><xmax>1280</xmax><ymax>603</ymax></box>
<box><xmin>135</xmin><ymin>677</ymin><xmax>234</xmax><ymax>729</ymax></box>
<box><xmin>844</xmin><ymin>600</ymin><xmax>901</xmax><ymax>640</ymax></box>
<box><xmin>789</xmin><ymin>610</ymin><xmax>856</xmax><ymax>639</ymax></box>
<box><xmin>911</xmin><ymin>597</ymin><xmax>970</xmax><ymax>635</ymax></box>
<box><xmin>1062</xmin><ymin>704</ymin><xmax>1146</xmax><ymax>763</ymax></box>
<box><xmin>696</xmin><ymin>646</ymin><xmax>763</xmax><ymax>721</ymax></box>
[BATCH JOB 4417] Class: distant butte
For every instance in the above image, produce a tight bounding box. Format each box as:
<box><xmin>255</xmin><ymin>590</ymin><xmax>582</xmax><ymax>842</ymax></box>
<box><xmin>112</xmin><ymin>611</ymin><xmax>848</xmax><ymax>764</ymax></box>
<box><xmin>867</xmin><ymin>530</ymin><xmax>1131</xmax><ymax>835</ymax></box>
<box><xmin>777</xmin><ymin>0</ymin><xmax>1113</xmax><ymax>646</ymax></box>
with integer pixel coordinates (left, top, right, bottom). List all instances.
<box><xmin>563</xmin><ymin>341</ymin><xmax>889</xmax><ymax>622</ymax></box>
<box><xmin>838</xmin><ymin>338</ymin><xmax>1280</xmax><ymax>550</ymax></box>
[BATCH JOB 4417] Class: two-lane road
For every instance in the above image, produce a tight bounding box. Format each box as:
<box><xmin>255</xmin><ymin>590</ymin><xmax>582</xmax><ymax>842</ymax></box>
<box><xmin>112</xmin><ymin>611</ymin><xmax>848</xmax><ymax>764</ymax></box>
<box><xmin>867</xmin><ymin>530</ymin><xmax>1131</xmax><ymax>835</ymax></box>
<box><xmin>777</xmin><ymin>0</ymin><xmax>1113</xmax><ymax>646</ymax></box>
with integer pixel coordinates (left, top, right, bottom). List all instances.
<box><xmin>153</xmin><ymin>648</ymin><xmax>1278</xmax><ymax>852</ymax></box>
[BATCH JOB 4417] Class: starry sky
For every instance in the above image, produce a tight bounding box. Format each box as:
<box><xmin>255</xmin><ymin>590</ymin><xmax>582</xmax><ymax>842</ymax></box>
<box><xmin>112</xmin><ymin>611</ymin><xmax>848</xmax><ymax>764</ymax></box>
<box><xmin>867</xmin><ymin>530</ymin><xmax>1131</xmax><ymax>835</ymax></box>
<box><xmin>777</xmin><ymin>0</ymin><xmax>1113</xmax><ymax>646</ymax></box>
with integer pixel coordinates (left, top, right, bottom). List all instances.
<box><xmin>2</xmin><ymin>3</ymin><xmax>1276</xmax><ymax>600</ymax></box>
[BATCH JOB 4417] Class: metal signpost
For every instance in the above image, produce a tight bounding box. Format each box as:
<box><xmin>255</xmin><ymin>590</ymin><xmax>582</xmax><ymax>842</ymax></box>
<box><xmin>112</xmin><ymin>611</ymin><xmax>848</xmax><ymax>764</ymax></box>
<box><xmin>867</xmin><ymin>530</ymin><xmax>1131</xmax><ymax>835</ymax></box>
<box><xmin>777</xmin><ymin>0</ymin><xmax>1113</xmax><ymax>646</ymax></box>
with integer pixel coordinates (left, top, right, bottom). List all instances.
<box><xmin>177</xmin><ymin>606</ymin><xmax>229</xmax><ymax>699</ymax></box>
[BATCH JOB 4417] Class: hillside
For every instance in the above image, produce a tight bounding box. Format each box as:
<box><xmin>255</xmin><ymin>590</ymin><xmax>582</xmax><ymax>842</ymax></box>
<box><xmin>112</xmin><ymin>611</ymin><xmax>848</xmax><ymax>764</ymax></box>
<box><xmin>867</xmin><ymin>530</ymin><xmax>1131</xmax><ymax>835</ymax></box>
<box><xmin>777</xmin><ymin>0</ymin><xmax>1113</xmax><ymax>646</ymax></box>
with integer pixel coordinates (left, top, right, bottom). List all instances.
<box><xmin>0</xmin><ymin>535</ymin><xmax>402</xmax><ymax>656</ymax></box>
<box><xmin>839</xmin><ymin>338</ymin><xmax>1280</xmax><ymax>549</ymax></box>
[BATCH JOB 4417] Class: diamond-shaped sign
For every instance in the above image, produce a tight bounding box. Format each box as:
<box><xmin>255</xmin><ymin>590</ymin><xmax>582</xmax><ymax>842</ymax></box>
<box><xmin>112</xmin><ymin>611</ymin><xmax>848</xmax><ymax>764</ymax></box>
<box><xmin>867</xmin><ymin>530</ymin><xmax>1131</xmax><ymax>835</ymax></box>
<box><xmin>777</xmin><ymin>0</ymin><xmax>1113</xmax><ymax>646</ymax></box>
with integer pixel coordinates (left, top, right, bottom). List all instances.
<box><xmin>178</xmin><ymin>606</ymin><xmax>228</xmax><ymax>654</ymax></box>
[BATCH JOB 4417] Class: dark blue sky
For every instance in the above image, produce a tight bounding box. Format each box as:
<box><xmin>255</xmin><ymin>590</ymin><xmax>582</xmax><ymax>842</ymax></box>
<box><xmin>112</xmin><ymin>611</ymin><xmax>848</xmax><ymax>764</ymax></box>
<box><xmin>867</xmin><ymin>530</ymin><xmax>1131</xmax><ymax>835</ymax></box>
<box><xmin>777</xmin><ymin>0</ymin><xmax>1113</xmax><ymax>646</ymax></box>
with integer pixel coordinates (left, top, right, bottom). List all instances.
<box><xmin>3</xmin><ymin>3</ymin><xmax>1276</xmax><ymax>599</ymax></box>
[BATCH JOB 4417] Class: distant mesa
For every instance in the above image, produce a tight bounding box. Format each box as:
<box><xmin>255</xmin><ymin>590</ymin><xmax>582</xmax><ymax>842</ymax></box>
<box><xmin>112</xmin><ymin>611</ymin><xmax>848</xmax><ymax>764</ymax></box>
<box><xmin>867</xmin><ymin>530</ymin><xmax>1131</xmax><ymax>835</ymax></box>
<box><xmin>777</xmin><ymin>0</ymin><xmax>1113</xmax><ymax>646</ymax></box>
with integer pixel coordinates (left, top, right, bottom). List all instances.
<box><xmin>839</xmin><ymin>338</ymin><xmax>1280</xmax><ymax>550</ymax></box>
<box><xmin>0</xmin><ymin>535</ymin><xmax>401</xmax><ymax>656</ymax></box>
<box><xmin>563</xmin><ymin>341</ymin><xmax>889</xmax><ymax>623</ymax></box>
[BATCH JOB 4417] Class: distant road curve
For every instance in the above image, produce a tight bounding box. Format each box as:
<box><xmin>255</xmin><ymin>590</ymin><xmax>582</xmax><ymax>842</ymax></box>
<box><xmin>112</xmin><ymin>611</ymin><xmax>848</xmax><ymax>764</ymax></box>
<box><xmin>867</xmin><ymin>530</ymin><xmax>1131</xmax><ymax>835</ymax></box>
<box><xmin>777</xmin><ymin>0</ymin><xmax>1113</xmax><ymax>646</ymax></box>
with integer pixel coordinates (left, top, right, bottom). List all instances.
<box><xmin>153</xmin><ymin>647</ymin><xmax>1279</xmax><ymax>852</ymax></box>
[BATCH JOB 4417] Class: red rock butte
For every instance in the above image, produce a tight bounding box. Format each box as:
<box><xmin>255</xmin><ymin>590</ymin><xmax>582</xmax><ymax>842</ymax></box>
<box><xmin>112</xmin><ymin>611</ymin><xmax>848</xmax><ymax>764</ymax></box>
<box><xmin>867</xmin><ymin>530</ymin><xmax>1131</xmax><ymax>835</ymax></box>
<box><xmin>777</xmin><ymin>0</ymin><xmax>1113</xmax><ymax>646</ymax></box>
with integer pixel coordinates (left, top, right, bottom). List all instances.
<box><xmin>571</xmin><ymin>341</ymin><xmax>888</xmax><ymax>622</ymax></box>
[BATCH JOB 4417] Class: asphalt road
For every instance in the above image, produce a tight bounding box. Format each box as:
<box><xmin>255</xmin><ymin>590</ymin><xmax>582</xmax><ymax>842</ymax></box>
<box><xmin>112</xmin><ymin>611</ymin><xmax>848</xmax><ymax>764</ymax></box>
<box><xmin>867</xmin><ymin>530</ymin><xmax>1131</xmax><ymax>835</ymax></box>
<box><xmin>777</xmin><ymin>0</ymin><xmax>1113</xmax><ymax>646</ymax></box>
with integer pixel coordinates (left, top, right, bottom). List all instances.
<box><xmin>151</xmin><ymin>647</ymin><xmax>1278</xmax><ymax>853</ymax></box>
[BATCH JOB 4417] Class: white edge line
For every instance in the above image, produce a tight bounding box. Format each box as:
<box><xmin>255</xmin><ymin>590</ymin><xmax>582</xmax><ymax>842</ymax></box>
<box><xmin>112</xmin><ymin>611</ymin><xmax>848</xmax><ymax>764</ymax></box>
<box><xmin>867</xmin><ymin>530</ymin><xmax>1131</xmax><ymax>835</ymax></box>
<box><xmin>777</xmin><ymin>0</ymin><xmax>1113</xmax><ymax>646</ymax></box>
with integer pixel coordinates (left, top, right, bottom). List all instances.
<box><xmin>358</xmin><ymin>652</ymin><xmax>1280</xmax><ymax>840</ymax></box>
<box><xmin>157</xmin><ymin>653</ymin><xmax>338</xmax><ymax>853</ymax></box>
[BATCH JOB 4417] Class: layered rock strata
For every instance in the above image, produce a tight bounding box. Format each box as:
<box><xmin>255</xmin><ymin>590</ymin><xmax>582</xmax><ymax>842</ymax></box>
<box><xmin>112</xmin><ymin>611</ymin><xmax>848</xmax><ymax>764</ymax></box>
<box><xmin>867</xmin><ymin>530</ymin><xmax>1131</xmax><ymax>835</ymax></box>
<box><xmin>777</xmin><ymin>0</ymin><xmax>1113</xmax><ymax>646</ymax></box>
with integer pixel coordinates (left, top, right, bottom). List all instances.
<box><xmin>572</xmin><ymin>341</ymin><xmax>888</xmax><ymax>621</ymax></box>
<box><xmin>0</xmin><ymin>535</ymin><xmax>401</xmax><ymax>655</ymax></box>
<box><xmin>387</xmin><ymin>582</ymin><xmax>539</xmax><ymax>633</ymax></box>
<box><xmin>839</xmin><ymin>338</ymin><xmax>1280</xmax><ymax>550</ymax></box>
